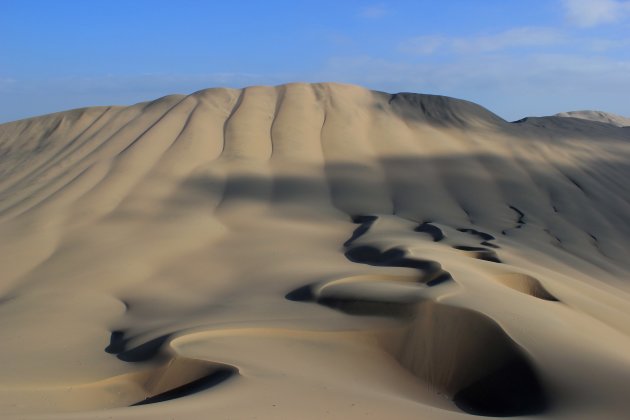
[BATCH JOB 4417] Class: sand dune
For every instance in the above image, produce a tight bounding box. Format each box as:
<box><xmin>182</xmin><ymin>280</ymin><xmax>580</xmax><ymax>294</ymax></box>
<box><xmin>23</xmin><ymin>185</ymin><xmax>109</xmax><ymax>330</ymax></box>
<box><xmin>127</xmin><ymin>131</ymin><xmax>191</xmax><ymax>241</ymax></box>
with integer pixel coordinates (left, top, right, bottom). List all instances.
<box><xmin>554</xmin><ymin>110</ymin><xmax>630</xmax><ymax>127</ymax></box>
<box><xmin>0</xmin><ymin>83</ymin><xmax>629</xmax><ymax>419</ymax></box>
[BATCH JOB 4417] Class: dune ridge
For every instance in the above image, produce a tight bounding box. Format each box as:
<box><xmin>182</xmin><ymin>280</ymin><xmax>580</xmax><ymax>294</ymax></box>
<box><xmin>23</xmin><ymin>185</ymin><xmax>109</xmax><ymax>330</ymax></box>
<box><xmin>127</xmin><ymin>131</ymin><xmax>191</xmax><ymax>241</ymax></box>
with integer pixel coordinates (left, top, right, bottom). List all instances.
<box><xmin>554</xmin><ymin>110</ymin><xmax>630</xmax><ymax>127</ymax></box>
<box><xmin>0</xmin><ymin>83</ymin><xmax>629</xmax><ymax>419</ymax></box>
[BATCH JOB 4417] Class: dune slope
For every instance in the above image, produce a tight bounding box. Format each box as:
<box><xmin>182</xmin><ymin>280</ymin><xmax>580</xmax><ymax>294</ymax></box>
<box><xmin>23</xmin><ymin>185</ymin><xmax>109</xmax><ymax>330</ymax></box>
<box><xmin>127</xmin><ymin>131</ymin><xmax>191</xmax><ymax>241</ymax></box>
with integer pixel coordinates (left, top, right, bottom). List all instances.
<box><xmin>554</xmin><ymin>110</ymin><xmax>630</xmax><ymax>127</ymax></box>
<box><xmin>0</xmin><ymin>83</ymin><xmax>629</xmax><ymax>419</ymax></box>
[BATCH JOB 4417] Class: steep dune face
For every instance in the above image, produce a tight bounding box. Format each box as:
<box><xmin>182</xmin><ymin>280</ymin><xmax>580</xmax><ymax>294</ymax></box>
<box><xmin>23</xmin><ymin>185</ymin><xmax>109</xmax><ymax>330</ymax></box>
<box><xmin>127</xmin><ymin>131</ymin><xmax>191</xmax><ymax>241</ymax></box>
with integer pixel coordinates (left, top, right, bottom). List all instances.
<box><xmin>0</xmin><ymin>83</ymin><xmax>629</xmax><ymax>419</ymax></box>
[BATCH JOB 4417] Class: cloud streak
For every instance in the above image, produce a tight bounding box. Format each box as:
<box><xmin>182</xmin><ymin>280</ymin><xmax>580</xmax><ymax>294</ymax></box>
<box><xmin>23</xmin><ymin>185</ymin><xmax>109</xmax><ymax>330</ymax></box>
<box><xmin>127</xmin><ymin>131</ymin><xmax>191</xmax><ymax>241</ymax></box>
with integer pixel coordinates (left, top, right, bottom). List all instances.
<box><xmin>562</xmin><ymin>0</ymin><xmax>630</xmax><ymax>27</ymax></box>
<box><xmin>398</xmin><ymin>27</ymin><xmax>566</xmax><ymax>55</ymax></box>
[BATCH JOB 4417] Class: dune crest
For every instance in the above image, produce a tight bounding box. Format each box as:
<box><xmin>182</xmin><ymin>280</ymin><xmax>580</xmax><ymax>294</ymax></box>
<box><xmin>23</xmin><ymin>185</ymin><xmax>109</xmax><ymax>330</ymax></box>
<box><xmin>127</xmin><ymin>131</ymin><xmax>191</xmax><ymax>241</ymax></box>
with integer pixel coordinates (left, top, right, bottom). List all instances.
<box><xmin>554</xmin><ymin>110</ymin><xmax>630</xmax><ymax>127</ymax></box>
<box><xmin>0</xmin><ymin>83</ymin><xmax>629</xmax><ymax>419</ymax></box>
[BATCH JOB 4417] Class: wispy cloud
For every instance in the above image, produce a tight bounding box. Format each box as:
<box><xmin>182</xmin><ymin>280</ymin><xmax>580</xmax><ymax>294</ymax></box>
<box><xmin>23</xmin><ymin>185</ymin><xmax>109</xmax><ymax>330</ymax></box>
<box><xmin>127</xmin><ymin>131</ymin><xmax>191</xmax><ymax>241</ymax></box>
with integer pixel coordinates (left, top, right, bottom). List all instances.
<box><xmin>562</xmin><ymin>0</ymin><xmax>630</xmax><ymax>27</ymax></box>
<box><xmin>584</xmin><ymin>37</ymin><xmax>630</xmax><ymax>51</ymax></box>
<box><xmin>318</xmin><ymin>53</ymin><xmax>630</xmax><ymax>119</ymax></box>
<box><xmin>358</xmin><ymin>4</ymin><xmax>390</xmax><ymax>19</ymax></box>
<box><xmin>398</xmin><ymin>27</ymin><xmax>565</xmax><ymax>55</ymax></box>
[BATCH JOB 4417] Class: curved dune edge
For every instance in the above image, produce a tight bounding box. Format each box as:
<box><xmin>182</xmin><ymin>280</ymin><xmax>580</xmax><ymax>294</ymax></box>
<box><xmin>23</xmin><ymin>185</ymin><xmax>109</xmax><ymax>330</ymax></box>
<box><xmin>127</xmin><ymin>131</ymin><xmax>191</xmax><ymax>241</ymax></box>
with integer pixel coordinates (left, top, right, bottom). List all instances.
<box><xmin>0</xmin><ymin>350</ymin><xmax>237</xmax><ymax>414</ymax></box>
<box><xmin>380</xmin><ymin>301</ymin><xmax>548</xmax><ymax>417</ymax></box>
<box><xmin>286</xmin><ymin>214</ymin><xmax>549</xmax><ymax>416</ymax></box>
<box><xmin>0</xmin><ymin>83</ymin><xmax>629</xmax><ymax>419</ymax></box>
<box><xmin>494</xmin><ymin>273</ymin><xmax>559</xmax><ymax>301</ymax></box>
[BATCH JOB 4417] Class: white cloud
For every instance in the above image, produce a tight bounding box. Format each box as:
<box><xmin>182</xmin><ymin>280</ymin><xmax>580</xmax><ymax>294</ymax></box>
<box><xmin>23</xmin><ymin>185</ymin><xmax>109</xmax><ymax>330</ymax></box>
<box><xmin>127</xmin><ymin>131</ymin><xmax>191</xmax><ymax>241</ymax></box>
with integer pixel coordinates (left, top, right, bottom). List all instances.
<box><xmin>562</xmin><ymin>0</ymin><xmax>630</xmax><ymax>27</ymax></box>
<box><xmin>398</xmin><ymin>27</ymin><xmax>565</xmax><ymax>55</ymax></box>
<box><xmin>358</xmin><ymin>4</ymin><xmax>390</xmax><ymax>19</ymax></box>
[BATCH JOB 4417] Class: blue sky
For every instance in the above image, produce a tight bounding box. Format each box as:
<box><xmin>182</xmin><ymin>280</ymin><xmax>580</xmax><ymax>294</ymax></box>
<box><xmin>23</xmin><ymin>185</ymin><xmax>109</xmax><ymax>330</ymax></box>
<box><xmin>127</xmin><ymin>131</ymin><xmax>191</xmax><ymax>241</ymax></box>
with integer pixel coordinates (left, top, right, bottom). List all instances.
<box><xmin>1</xmin><ymin>0</ymin><xmax>629</xmax><ymax>122</ymax></box>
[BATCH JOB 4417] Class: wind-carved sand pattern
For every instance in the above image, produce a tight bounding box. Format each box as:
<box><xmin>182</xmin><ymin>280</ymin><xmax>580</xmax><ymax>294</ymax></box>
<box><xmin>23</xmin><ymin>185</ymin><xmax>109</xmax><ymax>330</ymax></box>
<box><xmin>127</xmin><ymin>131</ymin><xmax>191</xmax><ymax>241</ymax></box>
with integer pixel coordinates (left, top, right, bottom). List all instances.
<box><xmin>1</xmin><ymin>83</ymin><xmax>630</xmax><ymax>419</ymax></box>
<box><xmin>103</xmin><ymin>329</ymin><xmax>237</xmax><ymax>406</ymax></box>
<box><xmin>288</xmin><ymin>214</ymin><xmax>549</xmax><ymax>416</ymax></box>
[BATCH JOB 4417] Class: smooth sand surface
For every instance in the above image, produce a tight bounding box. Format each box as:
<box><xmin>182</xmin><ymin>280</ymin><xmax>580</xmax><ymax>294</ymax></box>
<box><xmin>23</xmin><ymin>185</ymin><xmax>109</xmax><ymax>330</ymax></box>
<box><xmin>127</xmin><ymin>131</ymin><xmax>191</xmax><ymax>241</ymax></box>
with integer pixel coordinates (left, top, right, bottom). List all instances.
<box><xmin>555</xmin><ymin>110</ymin><xmax>630</xmax><ymax>127</ymax></box>
<box><xmin>0</xmin><ymin>83</ymin><xmax>629</xmax><ymax>419</ymax></box>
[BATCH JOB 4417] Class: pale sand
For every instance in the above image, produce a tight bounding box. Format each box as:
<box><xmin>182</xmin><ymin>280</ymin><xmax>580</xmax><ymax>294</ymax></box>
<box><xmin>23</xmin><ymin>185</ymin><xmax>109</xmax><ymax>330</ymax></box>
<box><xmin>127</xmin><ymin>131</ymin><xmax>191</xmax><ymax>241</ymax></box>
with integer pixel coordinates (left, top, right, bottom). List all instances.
<box><xmin>0</xmin><ymin>83</ymin><xmax>629</xmax><ymax>419</ymax></box>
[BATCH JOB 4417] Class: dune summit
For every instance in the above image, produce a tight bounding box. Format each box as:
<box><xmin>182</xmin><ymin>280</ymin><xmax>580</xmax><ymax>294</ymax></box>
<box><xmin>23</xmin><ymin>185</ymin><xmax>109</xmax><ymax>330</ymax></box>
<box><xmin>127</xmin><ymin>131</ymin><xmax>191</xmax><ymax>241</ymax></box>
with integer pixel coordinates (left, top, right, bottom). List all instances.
<box><xmin>0</xmin><ymin>83</ymin><xmax>629</xmax><ymax>419</ymax></box>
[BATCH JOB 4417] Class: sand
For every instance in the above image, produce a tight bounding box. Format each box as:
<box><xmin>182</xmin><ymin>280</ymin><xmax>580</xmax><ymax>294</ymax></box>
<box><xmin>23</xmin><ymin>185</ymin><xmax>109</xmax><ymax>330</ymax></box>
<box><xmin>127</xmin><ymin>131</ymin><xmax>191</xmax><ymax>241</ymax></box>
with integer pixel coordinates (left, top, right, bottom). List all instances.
<box><xmin>555</xmin><ymin>110</ymin><xmax>630</xmax><ymax>127</ymax></box>
<box><xmin>0</xmin><ymin>83</ymin><xmax>629</xmax><ymax>419</ymax></box>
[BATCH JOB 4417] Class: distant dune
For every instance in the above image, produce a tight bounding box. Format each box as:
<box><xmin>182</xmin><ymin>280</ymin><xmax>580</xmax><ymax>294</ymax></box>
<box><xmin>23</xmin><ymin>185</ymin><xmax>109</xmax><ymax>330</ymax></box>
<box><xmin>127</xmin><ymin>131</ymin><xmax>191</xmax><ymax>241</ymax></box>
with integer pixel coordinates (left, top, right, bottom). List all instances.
<box><xmin>555</xmin><ymin>110</ymin><xmax>630</xmax><ymax>127</ymax></box>
<box><xmin>0</xmin><ymin>83</ymin><xmax>629</xmax><ymax>419</ymax></box>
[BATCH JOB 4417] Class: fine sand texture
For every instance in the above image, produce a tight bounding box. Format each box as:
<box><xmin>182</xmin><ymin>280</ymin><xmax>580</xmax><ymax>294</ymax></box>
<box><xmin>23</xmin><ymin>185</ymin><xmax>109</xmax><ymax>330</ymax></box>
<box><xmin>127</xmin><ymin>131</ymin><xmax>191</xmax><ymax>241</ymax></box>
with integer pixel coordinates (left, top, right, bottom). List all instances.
<box><xmin>0</xmin><ymin>83</ymin><xmax>629</xmax><ymax>419</ymax></box>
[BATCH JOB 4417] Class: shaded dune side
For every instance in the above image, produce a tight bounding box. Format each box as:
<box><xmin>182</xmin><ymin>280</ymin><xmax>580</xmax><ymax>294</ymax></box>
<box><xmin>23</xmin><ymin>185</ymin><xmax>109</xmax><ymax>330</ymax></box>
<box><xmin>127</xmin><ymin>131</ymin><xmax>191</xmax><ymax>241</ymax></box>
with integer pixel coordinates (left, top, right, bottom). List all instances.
<box><xmin>390</xmin><ymin>301</ymin><xmax>548</xmax><ymax>417</ymax></box>
<box><xmin>385</xmin><ymin>91</ymin><xmax>507</xmax><ymax>128</ymax></box>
